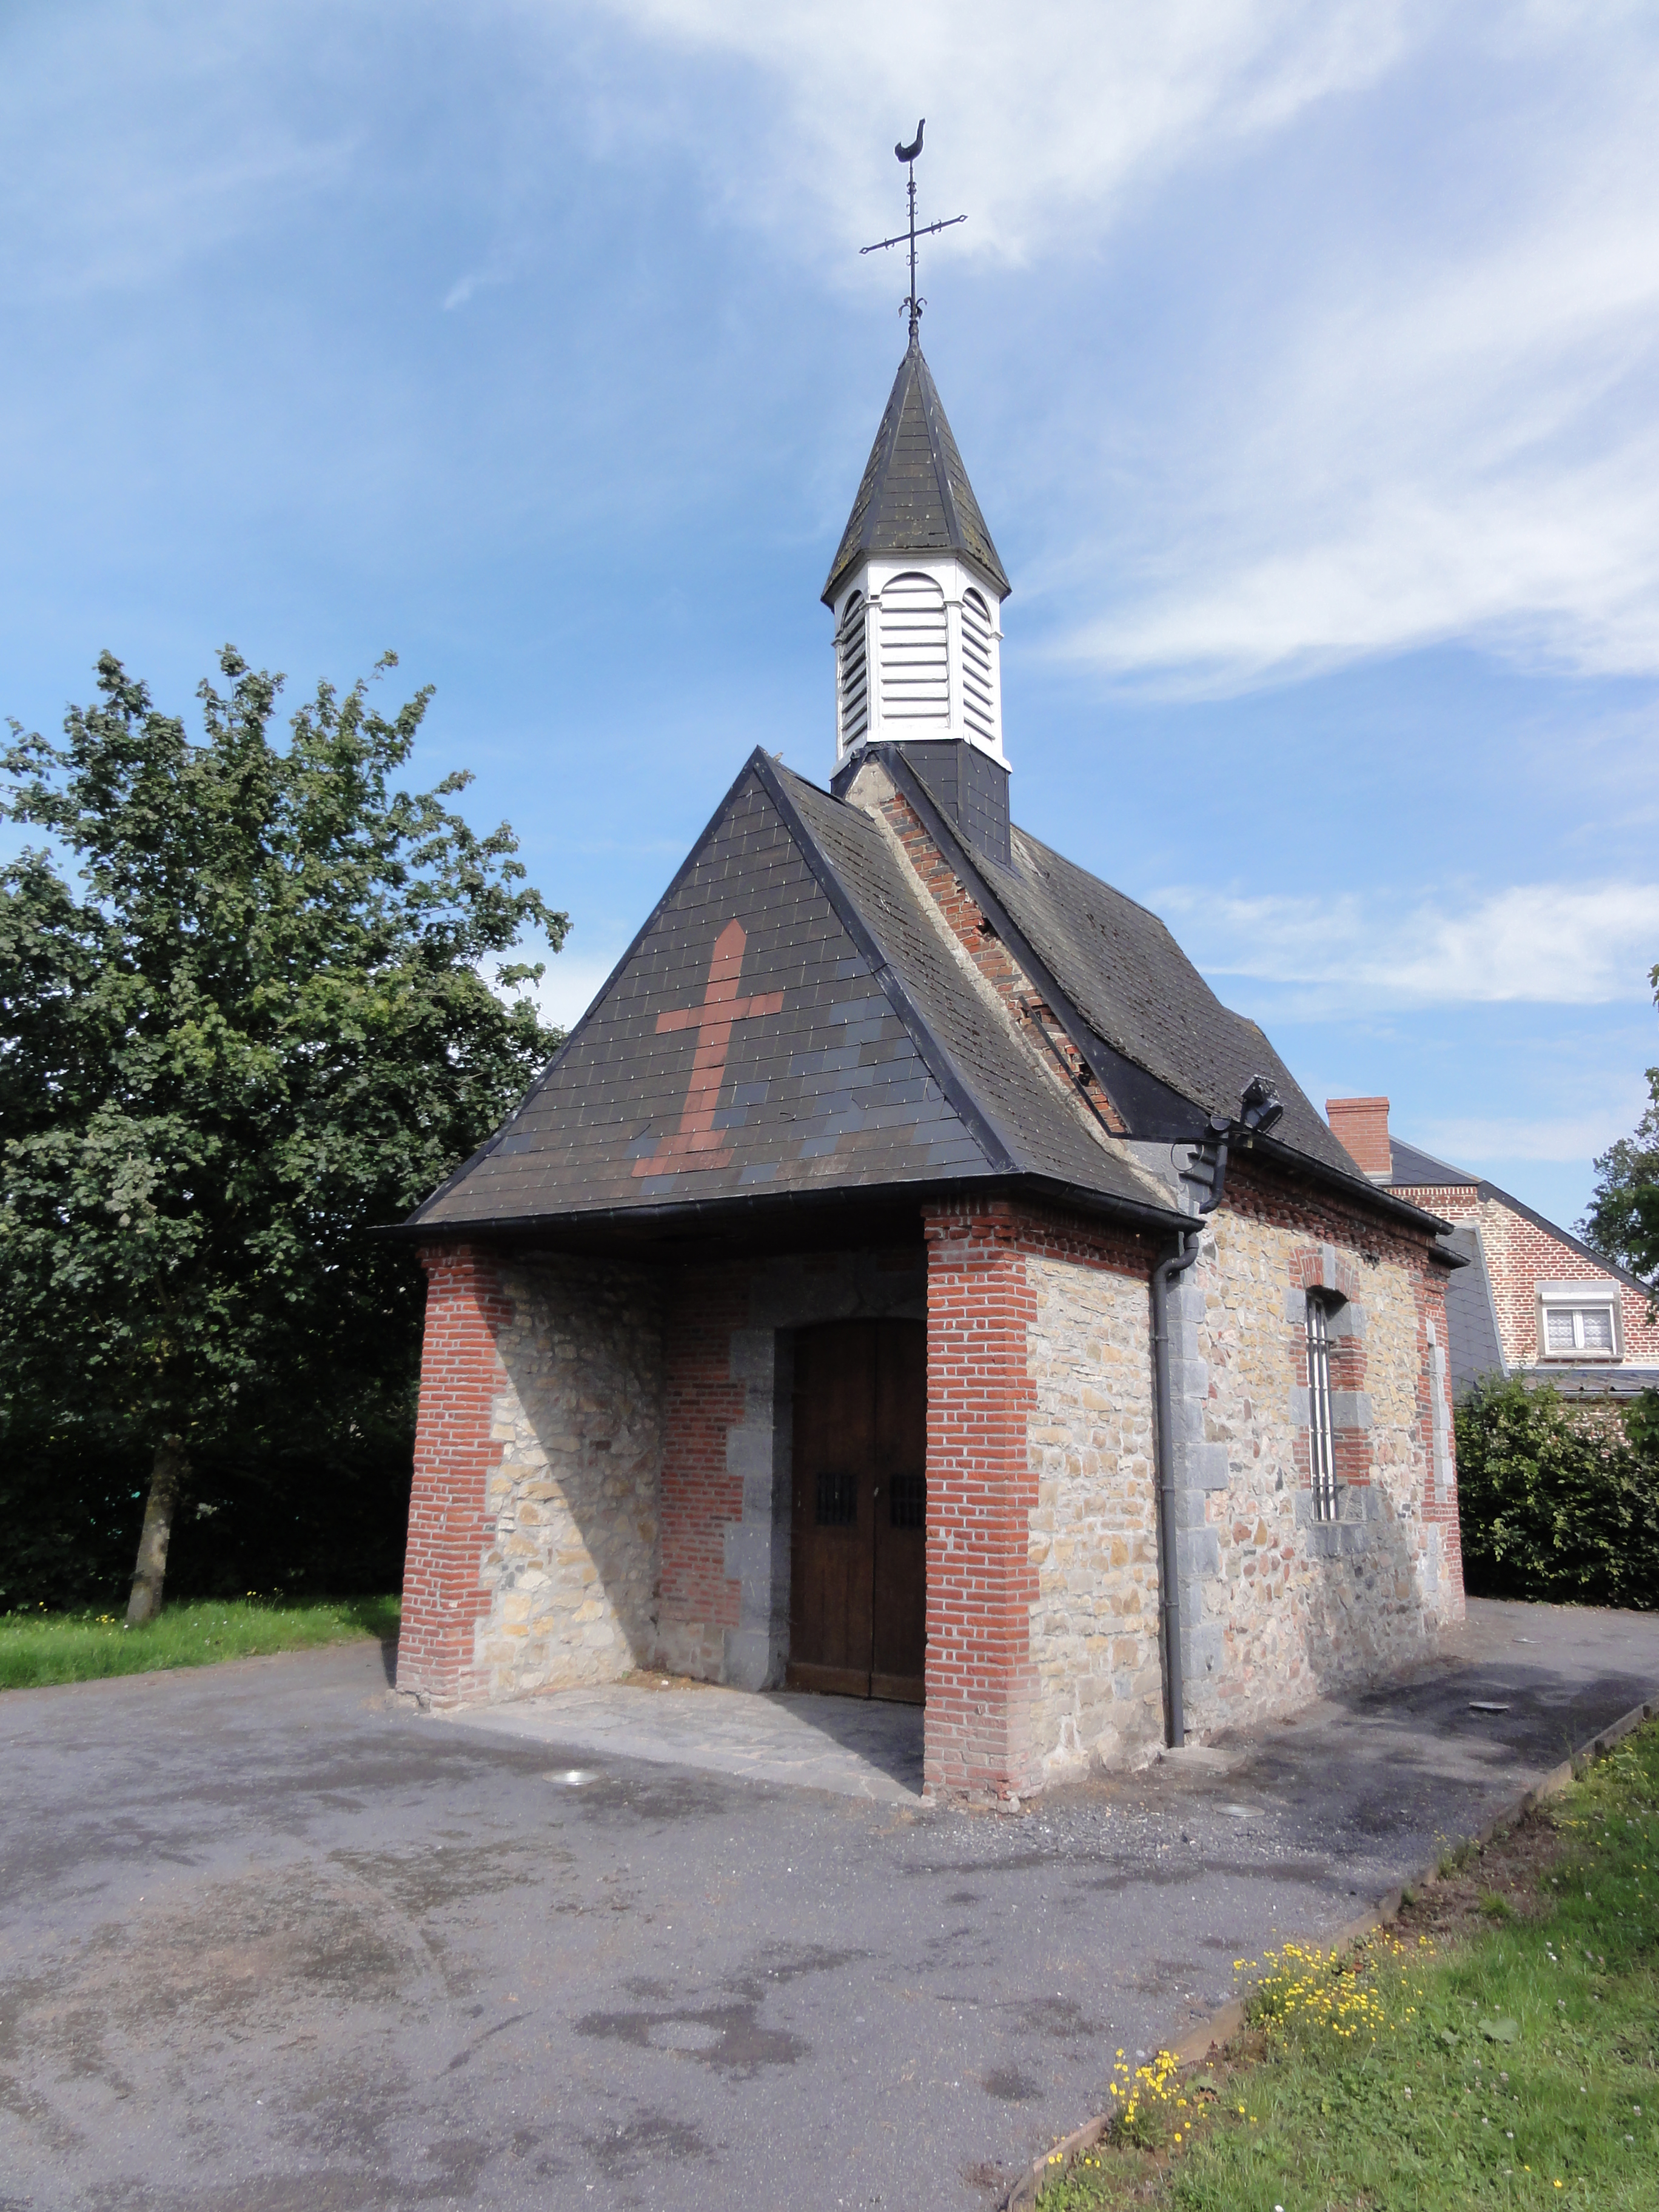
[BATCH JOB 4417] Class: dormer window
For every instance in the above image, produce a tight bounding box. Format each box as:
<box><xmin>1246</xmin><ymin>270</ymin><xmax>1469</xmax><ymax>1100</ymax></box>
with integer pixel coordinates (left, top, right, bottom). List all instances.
<box><xmin>836</xmin><ymin>591</ymin><xmax>869</xmax><ymax>753</ymax></box>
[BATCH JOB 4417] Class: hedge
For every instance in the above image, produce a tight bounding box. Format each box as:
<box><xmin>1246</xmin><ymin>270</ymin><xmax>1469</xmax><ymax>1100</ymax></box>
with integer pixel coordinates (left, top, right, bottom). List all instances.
<box><xmin>1454</xmin><ymin>1376</ymin><xmax>1659</xmax><ymax>1609</ymax></box>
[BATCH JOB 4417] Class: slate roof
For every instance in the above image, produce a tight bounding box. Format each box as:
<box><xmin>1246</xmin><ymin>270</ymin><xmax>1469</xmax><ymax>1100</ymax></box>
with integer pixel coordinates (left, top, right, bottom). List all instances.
<box><xmin>1441</xmin><ymin>1224</ymin><xmax>1507</xmax><ymax>1395</ymax></box>
<box><xmin>882</xmin><ymin>745</ymin><xmax>1406</xmax><ymax>1210</ymax></box>
<box><xmin>1389</xmin><ymin>1138</ymin><xmax>1478</xmax><ymax>1189</ymax></box>
<box><xmin>406</xmin><ymin>752</ymin><xmax>1177</xmax><ymax>1237</ymax></box>
<box><xmin>822</xmin><ymin>338</ymin><xmax>1010</xmax><ymax>608</ymax></box>
<box><xmin>988</xmin><ymin>827</ymin><xmax>1364</xmax><ymax>1181</ymax></box>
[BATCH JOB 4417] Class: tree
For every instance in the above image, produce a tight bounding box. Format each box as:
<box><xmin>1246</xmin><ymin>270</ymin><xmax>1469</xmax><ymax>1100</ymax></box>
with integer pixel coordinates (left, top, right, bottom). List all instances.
<box><xmin>1</xmin><ymin>649</ymin><xmax>565</xmax><ymax>1622</ymax></box>
<box><xmin>1578</xmin><ymin>958</ymin><xmax>1659</xmax><ymax>1285</ymax></box>
<box><xmin>1581</xmin><ymin>1104</ymin><xmax>1659</xmax><ymax>1286</ymax></box>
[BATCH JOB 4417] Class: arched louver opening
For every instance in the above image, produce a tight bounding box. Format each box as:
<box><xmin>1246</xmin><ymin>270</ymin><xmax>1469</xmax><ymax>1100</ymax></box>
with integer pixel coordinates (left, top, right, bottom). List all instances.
<box><xmin>962</xmin><ymin>586</ymin><xmax>997</xmax><ymax>746</ymax></box>
<box><xmin>879</xmin><ymin>572</ymin><xmax>948</xmax><ymax>726</ymax></box>
<box><xmin>836</xmin><ymin>590</ymin><xmax>869</xmax><ymax>752</ymax></box>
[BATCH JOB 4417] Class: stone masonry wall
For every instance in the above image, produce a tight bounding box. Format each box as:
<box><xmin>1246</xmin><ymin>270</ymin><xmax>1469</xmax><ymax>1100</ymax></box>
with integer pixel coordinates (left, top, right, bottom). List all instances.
<box><xmin>1025</xmin><ymin>1247</ymin><xmax>1161</xmax><ymax>1781</ymax></box>
<box><xmin>1168</xmin><ymin>1165</ymin><xmax>1464</xmax><ymax>1740</ymax></box>
<box><xmin>472</xmin><ymin>1255</ymin><xmax>666</xmax><ymax>1700</ymax></box>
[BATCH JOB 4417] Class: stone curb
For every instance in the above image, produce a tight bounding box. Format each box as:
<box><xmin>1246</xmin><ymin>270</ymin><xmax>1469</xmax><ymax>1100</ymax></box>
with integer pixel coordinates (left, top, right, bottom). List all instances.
<box><xmin>997</xmin><ymin>1694</ymin><xmax>1658</xmax><ymax>2212</ymax></box>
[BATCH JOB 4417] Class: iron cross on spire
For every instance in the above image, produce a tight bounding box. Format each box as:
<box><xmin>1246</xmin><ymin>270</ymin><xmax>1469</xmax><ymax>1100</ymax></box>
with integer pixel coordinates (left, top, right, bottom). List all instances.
<box><xmin>860</xmin><ymin>119</ymin><xmax>965</xmax><ymax>340</ymax></box>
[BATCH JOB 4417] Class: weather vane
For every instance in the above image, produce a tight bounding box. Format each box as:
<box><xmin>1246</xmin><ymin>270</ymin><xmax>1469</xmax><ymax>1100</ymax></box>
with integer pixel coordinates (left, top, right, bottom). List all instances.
<box><xmin>860</xmin><ymin>120</ymin><xmax>965</xmax><ymax>340</ymax></box>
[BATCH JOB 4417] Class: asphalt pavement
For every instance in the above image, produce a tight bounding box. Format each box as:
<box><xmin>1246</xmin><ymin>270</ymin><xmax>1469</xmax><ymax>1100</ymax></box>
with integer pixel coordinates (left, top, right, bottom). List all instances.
<box><xmin>3</xmin><ymin>1597</ymin><xmax>1658</xmax><ymax>2212</ymax></box>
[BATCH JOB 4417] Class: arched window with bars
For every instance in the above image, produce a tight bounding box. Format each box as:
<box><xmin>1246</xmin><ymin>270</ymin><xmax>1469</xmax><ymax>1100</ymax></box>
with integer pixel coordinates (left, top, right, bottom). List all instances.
<box><xmin>961</xmin><ymin>586</ymin><xmax>997</xmax><ymax>747</ymax></box>
<box><xmin>836</xmin><ymin>590</ymin><xmax>869</xmax><ymax>752</ymax></box>
<box><xmin>879</xmin><ymin>572</ymin><xmax>949</xmax><ymax>727</ymax></box>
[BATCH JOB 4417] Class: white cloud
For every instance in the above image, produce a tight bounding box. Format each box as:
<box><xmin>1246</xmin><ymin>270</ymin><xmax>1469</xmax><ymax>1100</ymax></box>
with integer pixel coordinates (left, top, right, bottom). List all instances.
<box><xmin>1412</xmin><ymin>1111</ymin><xmax>1641</xmax><ymax>1167</ymax></box>
<box><xmin>443</xmin><ymin>253</ymin><xmax>517</xmax><ymax>312</ymax></box>
<box><xmin>1068</xmin><ymin>118</ymin><xmax>1659</xmax><ymax>688</ymax></box>
<box><xmin>1158</xmin><ymin>880</ymin><xmax>1659</xmax><ymax>1007</ymax></box>
<box><xmin>584</xmin><ymin>0</ymin><xmax>1412</xmax><ymax>260</ymax></box>
<box><xmin>583</xmin><ymin>0</ymin><xmax>1659</xmax><ymax>690</ymax></box>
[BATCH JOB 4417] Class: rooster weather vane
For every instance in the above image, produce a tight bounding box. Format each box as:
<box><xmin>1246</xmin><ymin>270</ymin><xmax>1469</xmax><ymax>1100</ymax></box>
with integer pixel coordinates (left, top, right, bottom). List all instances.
<box><xmin>860</xmin><ymin>119</ymin><xmax>965</xmax><ymax>340</ymax></box>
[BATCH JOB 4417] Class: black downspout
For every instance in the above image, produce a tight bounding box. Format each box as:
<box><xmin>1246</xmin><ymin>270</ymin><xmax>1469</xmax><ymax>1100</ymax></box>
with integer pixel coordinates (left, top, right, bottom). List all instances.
<box><xmin>1150</xmin><ymin>1124</ymin><xmax>1230</xmax><ymax>1749</ymax></box>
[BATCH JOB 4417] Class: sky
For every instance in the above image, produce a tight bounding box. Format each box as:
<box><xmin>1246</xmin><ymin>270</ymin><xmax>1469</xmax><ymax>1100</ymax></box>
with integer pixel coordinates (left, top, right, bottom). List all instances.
<box><xmin>2</xmin><ymin>0</ymin><xmax>1657</xmax><ymax>1230</ymax></box>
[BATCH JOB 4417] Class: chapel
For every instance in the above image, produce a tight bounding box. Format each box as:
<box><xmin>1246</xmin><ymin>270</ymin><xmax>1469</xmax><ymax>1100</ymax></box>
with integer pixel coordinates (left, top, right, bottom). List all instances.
<box><xmin>395</xmin><ymin>332</ymin><xmax>1466</xmax><ymax>1803</ymax></box>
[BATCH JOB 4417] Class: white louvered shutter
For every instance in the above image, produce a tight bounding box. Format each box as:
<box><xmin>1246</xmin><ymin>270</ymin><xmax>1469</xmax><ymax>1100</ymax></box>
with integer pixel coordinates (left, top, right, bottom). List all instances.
<box><xmin>836</xmin><ymin>591</ymin><xmax>869</xmax><ymax>749</ymax></box>
<box><xmin>962</xmin><ymin>586</ymin><xmax>996</xmax><ymax>745</ymax></box>
<box><xmin>879</xmin><ymin>572</ymin><xmax>949</xmax><ymax>726</ymax></box>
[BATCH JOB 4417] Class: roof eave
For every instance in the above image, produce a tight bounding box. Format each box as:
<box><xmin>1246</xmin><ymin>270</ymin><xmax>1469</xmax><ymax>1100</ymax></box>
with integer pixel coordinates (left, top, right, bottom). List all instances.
<box><xmin>378</xmin><ymin>1168</ymin><xmax>1193</xmax><ymax>1252</ymax></box>
<box><xmin>1244</xmin><ymin>1130</ymin><xmax>1454</xmax><ymax>1236</ymax></box>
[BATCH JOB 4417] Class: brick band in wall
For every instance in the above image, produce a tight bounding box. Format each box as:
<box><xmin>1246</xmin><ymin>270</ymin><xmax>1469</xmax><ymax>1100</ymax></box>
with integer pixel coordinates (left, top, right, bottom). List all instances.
<box><xmin>396</xmin><ymin>1242</ymin><xmax>514</xmax><ymax>1705</ymax></box>
<box><xmin>923</xmin><ymin>1199</ymin><xmax>1042</xmax><ymax>1802</ymax></box>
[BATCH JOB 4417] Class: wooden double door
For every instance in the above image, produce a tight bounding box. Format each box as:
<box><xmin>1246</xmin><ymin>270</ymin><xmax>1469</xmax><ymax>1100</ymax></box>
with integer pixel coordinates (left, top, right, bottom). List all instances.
<box><xmin>786</xmin><ymin>1319</ymin><xmax>927</xmax><ymax>1704</ymax></box>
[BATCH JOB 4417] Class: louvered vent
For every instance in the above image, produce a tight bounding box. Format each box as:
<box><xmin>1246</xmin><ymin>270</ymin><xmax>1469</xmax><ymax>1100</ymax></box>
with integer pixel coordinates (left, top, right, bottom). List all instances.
<box><xmin>962</xmin><ymin>586</ymin><xmax>996</xmax><ymax>745</ymax></box>
<box><xmin>836</xmin><ymin>591</ymin><xmax>869</xmax><ymax>751</ymax></box>
<box><xmin>879</xmin><ymin>572</ymin><xmax>948</xmax><ymax>725</ymax></box>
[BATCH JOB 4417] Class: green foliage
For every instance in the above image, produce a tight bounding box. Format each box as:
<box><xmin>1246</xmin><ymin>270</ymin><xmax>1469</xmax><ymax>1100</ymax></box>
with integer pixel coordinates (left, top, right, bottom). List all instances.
<box><xmin>0</xmin><ymin>648</ymin><xmax>565</xmax><ymax>1597</ymax></box>
<box><xmin>1580</xmin><ymin>1094</ymin><xmax>1659</xmax><ymax>1287</ymax></box>
<box><xmin>0</xmin><ymin>1594</ymin><xmax>401</xmax><ymax>1691</ymax></box>
<box><xmin>1579</xmin><ymin>953</ymin><xmax>1659</xmax><ymax>1287</ymax></box>
<box><xmin>1453</xmin><ymin>1377</ymin><xmax>1659</xmax><ymax>1609</ymax></box>
<box><xmin>0</xmin><ymin>1419</ymin><xmax>414</xmax><ymax>1612</ymax></box>
<box><xmin>1037</xmin><ymin>1723</ymin><xmax>1659</xmax><ymax>2212</ymax></box>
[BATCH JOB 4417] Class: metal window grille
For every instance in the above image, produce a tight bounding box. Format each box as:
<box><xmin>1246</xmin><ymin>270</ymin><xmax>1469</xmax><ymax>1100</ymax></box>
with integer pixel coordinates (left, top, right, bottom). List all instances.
<box><xmin>815</xmin><ymin>1469</ymin><xmax>857</xmax><ymax>1527</ymax></box>
<box><xmin>1306</xmin><ymin>1295</ymin><xmax>1338</xmax><ymax>1523</ymax></box>
<box><xmin>888</xmin><ymin>1470</ymin><xmax>926</xmax><ymax>1530</ymax></box>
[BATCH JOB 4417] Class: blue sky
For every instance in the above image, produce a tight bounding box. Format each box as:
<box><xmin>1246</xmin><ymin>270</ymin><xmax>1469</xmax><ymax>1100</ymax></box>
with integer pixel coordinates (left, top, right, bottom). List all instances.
<box><xmin>4</xmin><ymin>0</ymin><xmax>1657</xmax><ymax>1229</ymax></box>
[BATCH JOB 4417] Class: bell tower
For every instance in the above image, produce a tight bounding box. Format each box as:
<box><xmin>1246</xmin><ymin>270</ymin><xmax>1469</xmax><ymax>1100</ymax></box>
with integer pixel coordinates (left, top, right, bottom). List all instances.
<box><xmin>823</xmin><ymin>335</ymin><xmax>1013</xmax><ymax>855</ymax></box>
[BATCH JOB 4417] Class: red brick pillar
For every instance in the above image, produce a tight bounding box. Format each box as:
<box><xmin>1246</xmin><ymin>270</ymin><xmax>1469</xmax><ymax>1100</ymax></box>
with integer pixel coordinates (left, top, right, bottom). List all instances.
<box><xmin>923</xmin><ymin>1202</ymin><xmax>1040</xmax><ymax>1803</ymax></box>
<box><xmin>396</xmin><ymin>1242</ymin><xmax>512</xmax><ymax>1705</ymax></box>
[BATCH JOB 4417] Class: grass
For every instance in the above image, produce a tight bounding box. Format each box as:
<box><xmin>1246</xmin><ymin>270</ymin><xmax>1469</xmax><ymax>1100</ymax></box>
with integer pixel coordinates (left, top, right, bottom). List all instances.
<box><xmin>1035</xmin><ymin>1718</ymin><xmax>1659</xmax><ymax>2211</ymax></box>
<box><xmin>0</xmin><ymin>1594</ymin><xmax>401</xmax><ymax>1690</ymax></box>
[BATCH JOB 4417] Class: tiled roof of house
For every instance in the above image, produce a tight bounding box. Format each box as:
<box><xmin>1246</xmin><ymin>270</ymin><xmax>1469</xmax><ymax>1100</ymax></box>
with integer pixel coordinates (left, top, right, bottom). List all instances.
<box><xmin>822</xmin><ymin>338</ymin><xmax>1010</xmax><ymax>607</ymax></box>
<box><xmin>406</xmin><ymin>752</ymin><xmax>1176</xmax><ymax>1236</ymax></box>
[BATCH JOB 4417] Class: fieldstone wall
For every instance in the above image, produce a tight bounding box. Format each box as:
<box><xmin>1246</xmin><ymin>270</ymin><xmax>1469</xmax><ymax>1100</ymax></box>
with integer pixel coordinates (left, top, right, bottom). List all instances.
<box><xmin>472</xmin><ymin>1256</ymin><xmax>666</xmax><ymax>1700</ymax></box>
<box><xmin>1168</xmin><ymin>1175</ymin><xmax>1463</xmax><ymax>1740</ymax></box>
<box><xmin>1025</xmin><ymin>1249</ymin><xmax>1161</xmax><ymax>1780</ymax></box>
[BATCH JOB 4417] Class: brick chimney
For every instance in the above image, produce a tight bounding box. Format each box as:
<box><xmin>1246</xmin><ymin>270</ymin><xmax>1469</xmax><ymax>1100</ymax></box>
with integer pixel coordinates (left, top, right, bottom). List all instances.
<box><xmin>1326</xmin><ymin>1096</ymin><xmax>1392</xmax><ymax>1180</ymax></box>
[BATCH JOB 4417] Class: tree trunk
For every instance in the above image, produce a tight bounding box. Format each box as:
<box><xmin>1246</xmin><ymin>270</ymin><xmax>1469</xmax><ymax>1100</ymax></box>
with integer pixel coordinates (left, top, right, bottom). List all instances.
<box><xmin>126</xmin><ymin>1435</ymin><xmax>187</xmax><ymax>1626</ymax></box>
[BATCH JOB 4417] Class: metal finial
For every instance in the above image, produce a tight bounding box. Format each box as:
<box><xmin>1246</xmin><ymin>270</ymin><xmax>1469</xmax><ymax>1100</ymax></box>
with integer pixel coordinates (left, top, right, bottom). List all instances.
<box><xmin>860</xmin><ymin>119</ymin><xmax>965</xmax><ymax>338</ymax></box>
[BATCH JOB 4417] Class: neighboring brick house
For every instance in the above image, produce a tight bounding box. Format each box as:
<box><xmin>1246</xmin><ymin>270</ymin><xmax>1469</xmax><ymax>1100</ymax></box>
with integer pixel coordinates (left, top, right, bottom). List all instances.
<box><xmin>1327</xmin><ymin>1098</ymin><xmax>1659</xmax><ymax>1402</ymax></box>
<box><xmin>394</xmin><ymin>335</ymin><xmax>1466</xmax><ymax>1805</ymax></box>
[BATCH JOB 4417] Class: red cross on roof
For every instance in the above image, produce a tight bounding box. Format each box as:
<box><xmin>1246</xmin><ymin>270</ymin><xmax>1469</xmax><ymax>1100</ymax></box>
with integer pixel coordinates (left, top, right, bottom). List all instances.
<box><xmin>632</xmin><ymin>920</ymin><xmax>784</xmax><ymax>1178</ymax></box>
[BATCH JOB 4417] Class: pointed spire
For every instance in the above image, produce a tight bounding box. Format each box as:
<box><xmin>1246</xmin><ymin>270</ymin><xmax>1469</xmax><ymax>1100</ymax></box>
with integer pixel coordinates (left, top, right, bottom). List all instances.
<box><xmin>822</xmin><ymin>339</ymin><xmax>1010</xmax><ymax>608</ymax></box>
